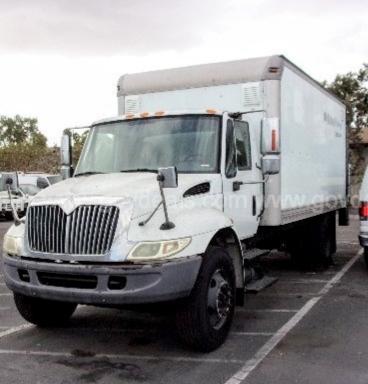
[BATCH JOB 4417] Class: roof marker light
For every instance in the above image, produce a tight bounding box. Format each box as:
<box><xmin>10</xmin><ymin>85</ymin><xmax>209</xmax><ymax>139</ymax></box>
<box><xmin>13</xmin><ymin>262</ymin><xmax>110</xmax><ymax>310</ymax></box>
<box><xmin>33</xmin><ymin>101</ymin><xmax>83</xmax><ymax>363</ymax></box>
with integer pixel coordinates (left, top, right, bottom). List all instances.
<box><xmin>206</xmin><ymin>109</ymin><xmax>217</xmax><ymax>114</ymax></box>
<box><xmin>155</xmin><ymin>111</ymin><xmax>165</xmax><ymax>116</ymax></box>
<box><xmin>140</xmin><ymin>112</ymin><xmax>149</xmax><ymax>117</ymax></box>
<box><xmin>126</xmin><ymin>114</ymin><xmax>135</xmax><ymax>119</ymax></box>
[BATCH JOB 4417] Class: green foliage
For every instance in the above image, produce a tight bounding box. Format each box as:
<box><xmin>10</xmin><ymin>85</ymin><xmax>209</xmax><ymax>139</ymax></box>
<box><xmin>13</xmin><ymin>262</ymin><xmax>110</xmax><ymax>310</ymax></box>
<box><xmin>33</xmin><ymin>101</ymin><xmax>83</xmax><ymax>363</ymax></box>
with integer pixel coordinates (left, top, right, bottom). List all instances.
<box><xmin>0</xmin><ymin>115</ymin><xmax>56</xmax><ymax>173</ymax></box>
<box><xmin>0</xmin><ymin>115</ymin><xmax>47</xmax><ymax>147</ymax></box>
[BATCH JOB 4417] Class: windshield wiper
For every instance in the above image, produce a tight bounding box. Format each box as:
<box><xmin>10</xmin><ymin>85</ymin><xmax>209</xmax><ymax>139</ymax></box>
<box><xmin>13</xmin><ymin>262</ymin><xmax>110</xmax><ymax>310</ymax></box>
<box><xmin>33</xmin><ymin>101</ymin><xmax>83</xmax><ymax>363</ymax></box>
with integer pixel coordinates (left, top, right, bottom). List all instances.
<box><xmin>74</xmin><ymin>171</ymin><xmax>105</xmax><ymax>177</ymax></box>
<box><xmin>120</xmin><ymin>168</ymin><xmax>157</xmax><ymax>173</ymax></box>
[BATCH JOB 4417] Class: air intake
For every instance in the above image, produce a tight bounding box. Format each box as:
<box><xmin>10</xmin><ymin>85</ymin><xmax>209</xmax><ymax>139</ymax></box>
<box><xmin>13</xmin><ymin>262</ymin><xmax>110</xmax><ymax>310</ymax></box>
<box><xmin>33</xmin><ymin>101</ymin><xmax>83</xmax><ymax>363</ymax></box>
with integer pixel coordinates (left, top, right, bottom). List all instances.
<box><xmin>183</xmin><ymin>182</ymin><xmax>210</xmax><ymax>198</ymax></box>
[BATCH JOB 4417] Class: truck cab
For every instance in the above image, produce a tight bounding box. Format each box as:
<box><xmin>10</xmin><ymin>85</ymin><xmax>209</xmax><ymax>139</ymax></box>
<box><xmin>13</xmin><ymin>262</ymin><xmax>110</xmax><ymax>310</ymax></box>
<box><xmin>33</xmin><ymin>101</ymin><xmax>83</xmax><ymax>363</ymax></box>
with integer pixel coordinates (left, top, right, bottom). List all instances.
<box><xmin>3</xmin><ymin>109</ymin><xmax>273</xmax><ymax>351</ymax></box>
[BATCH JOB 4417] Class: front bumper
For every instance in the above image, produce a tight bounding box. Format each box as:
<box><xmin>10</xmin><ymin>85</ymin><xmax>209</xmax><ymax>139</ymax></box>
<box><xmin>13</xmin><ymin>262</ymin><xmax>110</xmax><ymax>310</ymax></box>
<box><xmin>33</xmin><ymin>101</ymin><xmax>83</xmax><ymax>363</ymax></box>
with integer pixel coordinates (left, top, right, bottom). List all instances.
<box><xmin>2</xmin><ymin>255</ymin><xmax>202</xmax><ymax>305</ymax></box>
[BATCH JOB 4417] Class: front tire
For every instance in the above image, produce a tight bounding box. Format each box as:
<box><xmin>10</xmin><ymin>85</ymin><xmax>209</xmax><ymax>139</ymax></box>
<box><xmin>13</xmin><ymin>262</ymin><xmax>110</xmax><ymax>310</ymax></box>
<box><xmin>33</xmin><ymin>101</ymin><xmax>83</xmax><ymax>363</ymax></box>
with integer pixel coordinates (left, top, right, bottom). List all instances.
<box><xmin>175</xmin><ymin>246</ymin><xmax>236</xmax><ymax>352</ymax></box>
<box><xmin>14</xmin><ymin>293</ymin><xmax>77</xmax><ymax>327</ymax></box>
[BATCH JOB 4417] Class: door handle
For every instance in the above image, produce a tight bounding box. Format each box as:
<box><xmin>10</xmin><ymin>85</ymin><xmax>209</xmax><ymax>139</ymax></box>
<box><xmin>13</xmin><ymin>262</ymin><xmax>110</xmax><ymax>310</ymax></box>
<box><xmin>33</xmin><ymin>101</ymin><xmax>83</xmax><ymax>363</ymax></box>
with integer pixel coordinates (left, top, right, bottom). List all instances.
<box><xmin>233</xmin><ymin>181</ymin><xmax>243</xmax><ymax>191</ymax></box>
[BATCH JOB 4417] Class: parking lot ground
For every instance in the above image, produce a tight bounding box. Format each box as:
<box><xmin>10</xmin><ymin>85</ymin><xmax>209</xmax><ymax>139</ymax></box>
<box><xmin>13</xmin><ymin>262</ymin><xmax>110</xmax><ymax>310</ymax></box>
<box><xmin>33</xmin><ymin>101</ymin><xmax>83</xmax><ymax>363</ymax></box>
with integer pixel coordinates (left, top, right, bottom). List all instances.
<box><xmin>0</xmin><ymin>216</ymin><xmax>364</xmax><ymax>384</ymax></box>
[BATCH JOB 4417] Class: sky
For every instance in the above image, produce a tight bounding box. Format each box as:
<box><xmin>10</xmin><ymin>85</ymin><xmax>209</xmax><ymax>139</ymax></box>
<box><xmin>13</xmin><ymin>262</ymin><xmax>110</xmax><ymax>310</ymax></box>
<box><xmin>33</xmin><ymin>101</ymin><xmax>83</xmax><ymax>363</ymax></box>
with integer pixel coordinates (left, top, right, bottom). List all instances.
<box><xmin>0</xmin><ymin>0</ymin><xmax>367</xmax><ymax>145</ymax></box>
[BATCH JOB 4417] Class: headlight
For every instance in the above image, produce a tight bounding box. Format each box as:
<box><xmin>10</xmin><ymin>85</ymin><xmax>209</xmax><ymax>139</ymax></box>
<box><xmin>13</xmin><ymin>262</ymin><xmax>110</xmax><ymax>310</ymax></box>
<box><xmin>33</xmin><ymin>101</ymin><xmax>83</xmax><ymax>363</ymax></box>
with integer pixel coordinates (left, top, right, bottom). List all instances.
<box><xmin>128</xmin><ymin>237</ymin><xmax>191</xmax><ymax>261</ymax></box>
<box><xmin>3</xmin><ymin>234</ymin><xmax>23</xmax><ymax>256</ymax></box>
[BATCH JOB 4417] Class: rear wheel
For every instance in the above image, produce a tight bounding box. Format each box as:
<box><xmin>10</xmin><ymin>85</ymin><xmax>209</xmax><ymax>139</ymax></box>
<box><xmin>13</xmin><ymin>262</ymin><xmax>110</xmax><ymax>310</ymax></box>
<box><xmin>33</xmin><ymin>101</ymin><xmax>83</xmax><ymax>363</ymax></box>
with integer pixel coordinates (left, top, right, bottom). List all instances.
<box><xmin>175</xmin><ymin>246</ymin><xmax>236</xmax><ymax>352</ymax></box>
<box><xmin>288</xmin><ymin>212</ymin><xmax>336</xmax><ymax>269</ymax></box>
<box><xmin>4</xmin><ymin>212</ymin><xmax>13</xmax><ymax>221</ymax></box>
<box><xmin>14</xmin><ymin>293</ymin><xmax>77</xmax><ymax>327</ymax></box>
<box><xmin>363</xmin><ymin>247</ymin><xmax>368</xmax><ymax>269</ymax></box>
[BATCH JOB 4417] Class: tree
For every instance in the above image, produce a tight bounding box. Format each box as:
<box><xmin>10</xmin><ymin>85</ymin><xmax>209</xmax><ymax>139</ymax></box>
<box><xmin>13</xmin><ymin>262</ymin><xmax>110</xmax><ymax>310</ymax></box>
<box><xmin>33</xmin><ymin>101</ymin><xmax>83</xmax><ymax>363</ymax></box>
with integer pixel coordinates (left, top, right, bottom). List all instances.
<box><xmin>324</xmin><ymin>64</ymin><xmax>368</xmax><ymax>180</ymax></box>
<box><xmin>0</xmin><ymin>115</ymin><xmax>47</xmax><ymax>147</ymax></box>
<box><xmin>0</xmin><ymin>115</ymin><xmax>58</xmax><ymax>173</ymax></box>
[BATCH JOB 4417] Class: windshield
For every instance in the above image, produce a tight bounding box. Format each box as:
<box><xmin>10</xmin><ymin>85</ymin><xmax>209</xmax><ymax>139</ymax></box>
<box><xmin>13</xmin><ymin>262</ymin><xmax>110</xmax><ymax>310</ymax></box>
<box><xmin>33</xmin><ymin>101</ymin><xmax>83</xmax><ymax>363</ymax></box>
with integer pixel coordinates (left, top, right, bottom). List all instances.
<box><xmin>76</xmin><ymin>115</ymin><xmax>221</xmax><ymax>175</ymax></box>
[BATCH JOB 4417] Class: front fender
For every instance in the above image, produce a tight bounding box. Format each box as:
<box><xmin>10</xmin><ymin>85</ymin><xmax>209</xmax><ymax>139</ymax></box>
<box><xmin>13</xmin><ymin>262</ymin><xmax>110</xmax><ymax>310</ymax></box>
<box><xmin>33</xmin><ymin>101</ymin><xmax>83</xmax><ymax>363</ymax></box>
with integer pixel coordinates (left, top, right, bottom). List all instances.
<box><xmin>128</xmin><ymin>207</ymin><xmax>237</xmax><ymax>258</ymax></box>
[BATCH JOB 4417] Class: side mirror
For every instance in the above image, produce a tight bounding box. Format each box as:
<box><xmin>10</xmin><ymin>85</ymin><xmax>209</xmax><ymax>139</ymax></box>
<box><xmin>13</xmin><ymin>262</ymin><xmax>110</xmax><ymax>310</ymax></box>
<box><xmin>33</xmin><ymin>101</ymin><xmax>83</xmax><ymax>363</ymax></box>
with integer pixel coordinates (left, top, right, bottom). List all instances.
<box><xmin>1</xmin><ymin>172</ymin><xmax>18</xmax><ymax>191</ymax></box>
<box><xmin>261</xmin><ymin>118</ymin><xmax>280</xmax><ymax>154</ymax></box>
<box><xmin>262</xmin><ymin>154</ymin><xmax>280</xmax><ymax>175</ymax></box>
<box><xmin>61</xmin><ymin>133</ymin><xmax>72</xmax><ymax>179</ymax></box>
<box><xmin>157</xmin><ymin>167</ymin><xmax>178</xmax><ymax>188</ymax></box>
<box><xmin>61</xmin><ymin>133</ymin><xmax>72</xmax><ymax>166</ymax></box>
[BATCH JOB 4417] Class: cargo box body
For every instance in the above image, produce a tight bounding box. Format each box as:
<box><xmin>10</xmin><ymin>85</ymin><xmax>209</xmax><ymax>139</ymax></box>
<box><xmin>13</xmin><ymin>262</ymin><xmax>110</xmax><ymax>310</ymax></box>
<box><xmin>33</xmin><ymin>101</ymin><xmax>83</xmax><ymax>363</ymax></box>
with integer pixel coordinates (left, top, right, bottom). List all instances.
<box><xmin>117</xmin><ymin>55</ymin><xmax>347</xmax><ymax>226</ymax></box>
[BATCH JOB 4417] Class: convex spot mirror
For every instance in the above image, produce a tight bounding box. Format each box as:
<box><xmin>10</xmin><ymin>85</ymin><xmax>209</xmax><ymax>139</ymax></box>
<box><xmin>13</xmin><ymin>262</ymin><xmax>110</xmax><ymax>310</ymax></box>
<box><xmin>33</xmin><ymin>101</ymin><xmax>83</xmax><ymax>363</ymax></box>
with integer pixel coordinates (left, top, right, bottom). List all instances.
<box><xmin>262</xmin><ymin>155</ymin><xmax>280</xmax><ymax>175</ymax></box>
<box><xmin>157</xmin><ymin>167</ymin><xmax>178</xmax><ymax>188</ymax></box>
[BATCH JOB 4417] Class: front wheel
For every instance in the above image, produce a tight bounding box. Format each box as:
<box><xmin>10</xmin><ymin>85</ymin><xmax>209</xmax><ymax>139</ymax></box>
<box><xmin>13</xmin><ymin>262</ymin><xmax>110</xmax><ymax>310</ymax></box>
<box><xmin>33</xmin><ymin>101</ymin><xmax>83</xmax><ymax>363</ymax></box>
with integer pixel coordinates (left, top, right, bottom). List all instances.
<box><xmin>175</xmin><ymin>246</ymin><xmax>236</xmax><ymax>352</ymax></box>
<box><xmin>14</xmin><ymin>293</ymin><xmax>77</xmax><ymax>327</ymax></box>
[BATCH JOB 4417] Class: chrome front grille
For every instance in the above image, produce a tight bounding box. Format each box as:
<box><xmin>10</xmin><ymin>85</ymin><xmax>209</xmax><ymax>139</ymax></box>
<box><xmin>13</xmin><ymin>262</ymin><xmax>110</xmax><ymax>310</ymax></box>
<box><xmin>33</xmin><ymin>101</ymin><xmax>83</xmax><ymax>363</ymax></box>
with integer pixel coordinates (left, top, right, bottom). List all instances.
<box><xmin>27</xmin><ymin>205</ymin><xmax>119</xmax><ymax>255</ymax></box>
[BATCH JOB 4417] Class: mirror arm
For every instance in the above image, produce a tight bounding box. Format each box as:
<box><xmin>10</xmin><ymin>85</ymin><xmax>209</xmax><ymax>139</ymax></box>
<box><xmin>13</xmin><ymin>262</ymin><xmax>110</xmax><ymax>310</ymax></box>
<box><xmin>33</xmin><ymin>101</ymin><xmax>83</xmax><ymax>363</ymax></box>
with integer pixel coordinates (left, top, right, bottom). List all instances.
<box><xmin>139</xmin><ymin>201</ymin><xmax>162</xmax><ymax>227</ymax></box>
<box><xmin>158</xmin><ymin>174</ymin><xmax>175</xmax><ymax>230</ymax></box>
<box><xmin>7</xmin><ymin>185</ymin><xmax>25</xmax><ymax>226</ymax></box>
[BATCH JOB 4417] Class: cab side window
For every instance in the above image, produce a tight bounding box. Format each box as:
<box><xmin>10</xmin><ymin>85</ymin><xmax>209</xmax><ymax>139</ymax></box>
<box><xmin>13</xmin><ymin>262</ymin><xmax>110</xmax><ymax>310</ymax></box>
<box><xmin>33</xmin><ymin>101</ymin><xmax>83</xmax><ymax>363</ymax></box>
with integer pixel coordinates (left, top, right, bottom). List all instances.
<box><xmin>235</xmin><ymin>121</ymin><xmax>252</xmax><ymax>170</ymax></box>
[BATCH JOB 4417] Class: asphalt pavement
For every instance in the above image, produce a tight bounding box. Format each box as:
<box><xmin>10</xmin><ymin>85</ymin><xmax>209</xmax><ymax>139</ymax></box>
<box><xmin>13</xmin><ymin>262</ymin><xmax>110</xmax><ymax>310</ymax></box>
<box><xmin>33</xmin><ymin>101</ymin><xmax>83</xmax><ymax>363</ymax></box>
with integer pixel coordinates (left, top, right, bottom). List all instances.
<box><xmin>0</xmin><ymin>216</ymin><xmax>364</xmax><ymax>384</ymax></box>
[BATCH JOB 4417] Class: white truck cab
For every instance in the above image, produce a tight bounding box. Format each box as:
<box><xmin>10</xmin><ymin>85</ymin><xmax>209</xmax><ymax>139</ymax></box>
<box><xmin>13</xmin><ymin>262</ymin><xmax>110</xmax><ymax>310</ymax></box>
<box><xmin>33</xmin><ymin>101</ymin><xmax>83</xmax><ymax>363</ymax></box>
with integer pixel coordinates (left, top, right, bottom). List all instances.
<box><xmin>2</xmin><ymin>56</ymin><xmax>348</xmax><ymax>351</ymax></box>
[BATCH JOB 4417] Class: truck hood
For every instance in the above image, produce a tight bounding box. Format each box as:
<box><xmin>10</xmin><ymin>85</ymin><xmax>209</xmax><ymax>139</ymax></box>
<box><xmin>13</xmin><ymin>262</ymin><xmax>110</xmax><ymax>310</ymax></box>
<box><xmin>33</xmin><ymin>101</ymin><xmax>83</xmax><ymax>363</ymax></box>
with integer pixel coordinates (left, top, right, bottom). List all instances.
<box><xmin>31</xmin><ymin>172</ymin><xmax>221</xmax><ymax>219</ymax></box>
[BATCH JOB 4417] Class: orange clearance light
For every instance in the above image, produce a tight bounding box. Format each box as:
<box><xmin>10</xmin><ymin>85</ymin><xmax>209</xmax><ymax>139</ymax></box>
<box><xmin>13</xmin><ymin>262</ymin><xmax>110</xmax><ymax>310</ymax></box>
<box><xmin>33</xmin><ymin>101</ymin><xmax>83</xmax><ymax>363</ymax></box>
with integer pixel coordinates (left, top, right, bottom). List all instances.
<box><xmin>206</xmin><ymin>109</ymin><xmax>217</xmax><ymax>114</ymax></box>
<box><xmin>155</xmin><ymin>111</ymin><xmax>165</xmax><ymax>116</ymax></box>
<box><xmin>126</xmin><ymin>113</ymin><xmax>134</xmax><ymax>119</ymax></box>
<box><xmin>140</xmin><ymin>112</ymin><xmax>149</xmax><ymax>117</ymax></box>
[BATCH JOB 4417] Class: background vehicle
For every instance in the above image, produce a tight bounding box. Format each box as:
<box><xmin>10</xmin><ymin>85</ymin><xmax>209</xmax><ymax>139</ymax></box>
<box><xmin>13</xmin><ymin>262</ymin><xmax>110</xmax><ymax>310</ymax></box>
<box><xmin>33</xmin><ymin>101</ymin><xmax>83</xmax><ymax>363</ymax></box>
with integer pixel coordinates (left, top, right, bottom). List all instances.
<box><xmin>359</xmin><ymin>168</ymin><xmax>368</xmax><ymax>266</ymax></box>
<box><xmin>18</xmin><ymin>173</ymin><xmax>62</xmax><ymax>189</ymax></box>
<box><xmin>19</xmin><ymin>184</ymin><xmax>41</xmax><ymax>197</ymax></box>
<box><xmin>3</xmin><ymin>55</ymin><xmax>348</xmax><ymax>351</ymax></box>
<box><xmin>0</xmin><ymin>173</ymin><xmax>28</xmax><ymax>220</ymax></box>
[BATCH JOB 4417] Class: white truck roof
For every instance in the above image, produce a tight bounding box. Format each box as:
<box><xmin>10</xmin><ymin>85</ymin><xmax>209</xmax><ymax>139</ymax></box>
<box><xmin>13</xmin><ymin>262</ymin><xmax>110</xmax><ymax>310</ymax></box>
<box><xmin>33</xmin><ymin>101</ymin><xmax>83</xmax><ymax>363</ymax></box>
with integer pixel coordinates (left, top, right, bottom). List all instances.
<box><xmin>117</xmin><ymin>55</ymin><xmax>343</xmax><ymax>106</ymax></box>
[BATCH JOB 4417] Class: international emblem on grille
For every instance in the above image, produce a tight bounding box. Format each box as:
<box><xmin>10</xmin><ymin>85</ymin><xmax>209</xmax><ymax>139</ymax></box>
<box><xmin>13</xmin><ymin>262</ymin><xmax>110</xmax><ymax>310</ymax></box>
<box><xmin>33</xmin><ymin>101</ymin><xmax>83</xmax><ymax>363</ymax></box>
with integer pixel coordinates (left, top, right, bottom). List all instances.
<box><xmin>27</xmin><ymin>205</ymin><xmax>119</xmax><ymax>255</ymax></box>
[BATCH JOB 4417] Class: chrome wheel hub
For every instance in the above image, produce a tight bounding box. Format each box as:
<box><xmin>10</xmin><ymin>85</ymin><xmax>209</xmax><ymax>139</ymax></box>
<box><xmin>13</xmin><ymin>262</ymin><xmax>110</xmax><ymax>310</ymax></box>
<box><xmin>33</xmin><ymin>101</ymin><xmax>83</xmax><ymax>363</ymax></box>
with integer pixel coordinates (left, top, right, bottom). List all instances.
<box><xmin>207</xmin><ymin>269</ymin><xmax>232</xmax><ymax>330</ymax></box>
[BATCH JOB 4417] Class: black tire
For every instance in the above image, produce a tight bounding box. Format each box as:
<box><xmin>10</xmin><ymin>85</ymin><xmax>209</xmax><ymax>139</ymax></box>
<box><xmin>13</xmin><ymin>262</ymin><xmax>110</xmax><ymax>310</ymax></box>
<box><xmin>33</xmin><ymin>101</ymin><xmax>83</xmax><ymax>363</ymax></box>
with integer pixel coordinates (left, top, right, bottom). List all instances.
<box><xmin>5</xmin><ymin>212</ymin><xmax>13</xmax><ymax>221</ymax></box>
<box><xmin>175</xmin><ymin>246</ymin><xmax>236</xmax><ymax>352</ymax></box>
<box><xmin>288</xmin><ymin>212</ymin><xmax>335</xmax><ymax>269</ymax></box>
<box><xmin>14</xmin><ymin>293</ymin><xmax>77</xmax><ymax>327</ymax></box>
<box><xmin>364</xmin><ymin>247</ymin><xmax>368</xmax><ymax>269</ymax></box>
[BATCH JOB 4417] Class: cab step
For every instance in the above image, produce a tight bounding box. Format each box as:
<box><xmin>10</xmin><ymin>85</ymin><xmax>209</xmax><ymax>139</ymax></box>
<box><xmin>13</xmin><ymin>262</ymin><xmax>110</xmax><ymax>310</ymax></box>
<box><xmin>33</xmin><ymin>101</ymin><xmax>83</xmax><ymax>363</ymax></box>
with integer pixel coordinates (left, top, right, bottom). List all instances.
<box><xmin>243</xmin><ymin>248</ymin><xmax>270</xmax><ymax>261</ymax></box>
<box><xmin>245</xmin><ymin>275</ymin><xmax>278</xmax><ymax>293</ymax></box>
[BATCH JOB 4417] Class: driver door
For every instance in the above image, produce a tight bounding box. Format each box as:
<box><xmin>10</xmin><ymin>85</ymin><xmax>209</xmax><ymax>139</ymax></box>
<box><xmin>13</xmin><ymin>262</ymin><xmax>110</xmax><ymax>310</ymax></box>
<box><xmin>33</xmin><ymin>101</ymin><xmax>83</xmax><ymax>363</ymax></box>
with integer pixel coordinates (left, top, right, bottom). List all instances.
<box><xmin>223</xmin><ymin>117</ymin><xmax>263</xmax><ymax>240</ymax></box>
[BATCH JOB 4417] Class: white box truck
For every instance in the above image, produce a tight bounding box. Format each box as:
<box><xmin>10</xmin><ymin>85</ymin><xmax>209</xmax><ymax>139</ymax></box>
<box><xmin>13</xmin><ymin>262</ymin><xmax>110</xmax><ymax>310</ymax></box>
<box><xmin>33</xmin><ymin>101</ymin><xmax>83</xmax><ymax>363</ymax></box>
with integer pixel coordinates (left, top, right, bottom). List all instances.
<box><xmin>2</xmin><ymin>55</ymin><xmax>348</xmax><ymax>351</ymax></box>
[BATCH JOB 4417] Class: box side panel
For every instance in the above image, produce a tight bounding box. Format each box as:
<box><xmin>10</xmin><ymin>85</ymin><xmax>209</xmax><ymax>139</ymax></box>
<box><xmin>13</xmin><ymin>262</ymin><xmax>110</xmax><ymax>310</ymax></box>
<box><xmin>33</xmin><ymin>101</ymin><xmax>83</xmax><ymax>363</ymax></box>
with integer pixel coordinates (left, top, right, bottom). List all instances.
<box><xmin>280</xmin><ymin>67</ymin><xmax>346</xmax><ymax>224</ymax></box>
